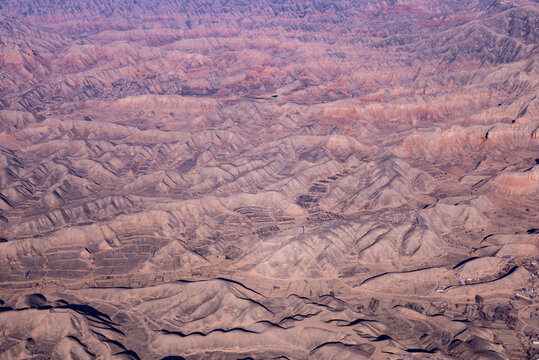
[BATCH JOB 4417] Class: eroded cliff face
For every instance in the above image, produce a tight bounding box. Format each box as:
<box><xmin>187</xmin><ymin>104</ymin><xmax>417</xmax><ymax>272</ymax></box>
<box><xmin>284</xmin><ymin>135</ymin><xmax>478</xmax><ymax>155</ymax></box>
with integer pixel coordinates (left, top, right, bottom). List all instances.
<box><xmin>0</xmin><ymin>1</ymin><xmax>537</xmax><ymax>359</ymax></box>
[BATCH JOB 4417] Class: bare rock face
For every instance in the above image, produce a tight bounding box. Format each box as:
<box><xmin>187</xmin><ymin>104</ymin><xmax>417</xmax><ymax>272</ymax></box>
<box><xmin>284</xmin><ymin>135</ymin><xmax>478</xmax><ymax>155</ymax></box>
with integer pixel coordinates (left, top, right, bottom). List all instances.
<box><xmin>0</xmin><ymin>0</ymin><xmax>538</xmax><ymax>359</ymax></box>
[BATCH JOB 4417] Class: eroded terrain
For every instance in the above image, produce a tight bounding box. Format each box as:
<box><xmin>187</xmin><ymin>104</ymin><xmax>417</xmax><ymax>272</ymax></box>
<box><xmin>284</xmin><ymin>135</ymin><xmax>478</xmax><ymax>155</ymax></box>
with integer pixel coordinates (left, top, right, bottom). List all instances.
<box><xmin>0</xmin><ymin>0</ymin><xmax>538</xmax><ymax>359</ymax></box>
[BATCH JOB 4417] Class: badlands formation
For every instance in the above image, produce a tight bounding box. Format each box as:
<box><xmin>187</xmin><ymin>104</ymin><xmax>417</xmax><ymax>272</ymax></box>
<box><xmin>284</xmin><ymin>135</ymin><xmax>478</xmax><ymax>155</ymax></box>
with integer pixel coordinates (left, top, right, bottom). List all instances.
<box><xmin>0</xmin><ymin>0</ymin><xmax>538</xmax><ymax>359</ymax></box>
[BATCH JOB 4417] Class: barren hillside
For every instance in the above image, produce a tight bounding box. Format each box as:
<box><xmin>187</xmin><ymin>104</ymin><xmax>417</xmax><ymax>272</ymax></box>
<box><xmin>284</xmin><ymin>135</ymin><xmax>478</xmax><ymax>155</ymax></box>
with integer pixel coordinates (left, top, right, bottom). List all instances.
<box><xmin>0</xmin><ymin>0</ymin><xmax>538</xmax><ymax>359</ymax></box>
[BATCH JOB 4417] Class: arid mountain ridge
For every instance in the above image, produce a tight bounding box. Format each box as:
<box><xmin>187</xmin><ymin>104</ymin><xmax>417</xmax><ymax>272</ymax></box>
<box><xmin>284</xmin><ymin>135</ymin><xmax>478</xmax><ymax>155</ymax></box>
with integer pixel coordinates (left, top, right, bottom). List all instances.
<box><xmin>0</xmin><ymin>0</ymin><xmax>538</xmax><ymax>359</ymax></box>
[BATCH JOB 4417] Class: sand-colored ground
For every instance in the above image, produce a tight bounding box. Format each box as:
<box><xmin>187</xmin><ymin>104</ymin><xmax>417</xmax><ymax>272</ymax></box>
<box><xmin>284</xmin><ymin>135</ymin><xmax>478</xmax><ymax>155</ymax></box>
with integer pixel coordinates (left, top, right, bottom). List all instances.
<box><xmin>0</xmin><ymin>0</ymin><xmax>538</xmax><ymax>359</ymax></box>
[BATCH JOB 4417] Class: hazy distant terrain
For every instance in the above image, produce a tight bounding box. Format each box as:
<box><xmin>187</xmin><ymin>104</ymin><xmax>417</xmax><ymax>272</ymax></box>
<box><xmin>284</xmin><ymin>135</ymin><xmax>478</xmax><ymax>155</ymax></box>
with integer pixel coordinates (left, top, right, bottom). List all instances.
<box><xmin>0</xmin><ymin>0</ymin><xmax>538</xmax><ymax>359</ymax></box>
